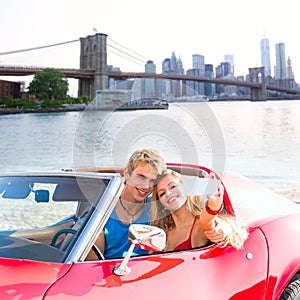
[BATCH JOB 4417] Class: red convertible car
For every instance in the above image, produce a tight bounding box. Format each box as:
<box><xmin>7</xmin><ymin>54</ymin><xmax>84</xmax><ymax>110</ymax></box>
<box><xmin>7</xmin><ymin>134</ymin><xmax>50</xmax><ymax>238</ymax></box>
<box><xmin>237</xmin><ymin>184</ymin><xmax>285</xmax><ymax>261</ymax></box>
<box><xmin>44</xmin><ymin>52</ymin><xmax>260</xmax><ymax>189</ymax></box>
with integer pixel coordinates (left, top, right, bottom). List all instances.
<box><xmin>0</xmin><ymin>163</ymin><xmax>300</xmax><ymax>299</ymax></box>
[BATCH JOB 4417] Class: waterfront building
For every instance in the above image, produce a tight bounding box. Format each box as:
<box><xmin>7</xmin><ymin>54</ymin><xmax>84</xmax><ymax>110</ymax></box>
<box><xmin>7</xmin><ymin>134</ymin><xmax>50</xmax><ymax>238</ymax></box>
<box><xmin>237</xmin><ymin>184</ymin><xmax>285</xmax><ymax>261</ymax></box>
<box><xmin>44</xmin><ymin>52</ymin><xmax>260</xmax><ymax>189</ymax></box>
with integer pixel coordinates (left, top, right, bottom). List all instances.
<box><xmin>204</xmin><ymin>64</ymin><xmax>215</xmax><ymax>97</ymax></box>
<box><xmin>187</xmin><ymin>54</ymin><xmax>205</xmax><ymax>95</ymax></box>
<box><xmin>286</xmin><ymin>57</ymin><xmax>297</xmax><ymax>89</ymax></box>
<box><xmin>236</xmin><ymin>75</ymin><xmax>250</xmax><ymax>96</ymax></box>
<box><xmin>186</xmin><ymin>68</ymin><xmax>204</xmax><ymax>96</ymax></box>
<box><xmin>260</xmin><ymin>38</ymin><xmax>271</xmax><ymax>77</ymax></box>
<box><xmin>192</xmin><ymin>54</ymin><xmax>205</xmax><ymax>72</ymax></box>
<box><xmin>144</xmin><ymin>60</ymin><xmax>156</xmax><ymax>97</ymax></box>
<box><xmin>223</xmin><ymin>61</ymin><xmax>239</xmax><ymax>95</ymax></box>
<box><xmin>162</xmin><ymin>58</ymin><xmax>171</xmax><ymax>74</ymax></box>
<box><xmin>273</xmin><ymin>43</ymin><xmax>297</xmax><ymax>89</ymax></box>
<box><xmin>221</xmin><ymin>62</ymin><xmax>231</xmax><ymax>77</ymax></box>
<box><xmin>177</xmin><ymin>56</ymin><xmax>184</xmax><ymax>75</ymax></box>
<box><xmin>215</xmin><ymin>64</ymin><xmax>224</xmax><ymax>94</ymax></box>
<box><xmin>160</xmin><ymin>58</ymin><xmax>172</xmax><ymax>98</ymax></box>
<box><xmin>215</xmin><ymin>62</ymin><xmax>231</xmax><ymax>94</ymax></box>
<box><xmin>275</xmin><ymin>43</ymin><xmax>287</xmax><ymax>80</ymax></box>
<box><xmin>205</xmin><ymin>64</ymin><xmax>213</xmax><ymax>73</ymax></box>
<box><xmin>108</xmin><ymin>65</ymin><xmax>121</xmax><ymax>90</ymax></box>
<box><xmin>161</xmin><ymin>52</ymin><xmax>184</xmax><ymax>98</ymax></box>
<box><xmin>170</xmin><ymin>52</ymin><xmax>178</xmax><ymax>73</ymax></box>
<box><xmin>223</xmin><ymin>73</ymin><xmax>237</xmax><ymax>96</ymax></box>
<box><xmin>0</xmin><ymin>79</ymin><xmax>21</xmax><ymax>99</ymax></box>
<box><xmin>224</xmin><ymin>54</ymin><xmax>234</xmax><ymax>75</ymax></box>
<box><xmin>162</xmin><ymin>55</ymin><xmax>184</xmax><ymax>75</ymax></box>
<box><xmin>287</xmin><ymin>56</ymin><xmax>294</xmax><ymax>80</ymax></box>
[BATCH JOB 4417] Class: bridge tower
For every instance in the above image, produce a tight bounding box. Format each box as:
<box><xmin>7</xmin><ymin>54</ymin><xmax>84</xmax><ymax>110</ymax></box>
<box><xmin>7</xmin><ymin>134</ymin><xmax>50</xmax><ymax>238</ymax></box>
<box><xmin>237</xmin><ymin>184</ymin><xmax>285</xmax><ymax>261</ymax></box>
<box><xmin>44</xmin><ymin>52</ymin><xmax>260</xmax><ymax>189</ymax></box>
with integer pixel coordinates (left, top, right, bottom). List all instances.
<box><xmin>79</xmin><ymin>33</ymin><xmax>108</xmax><ymax>99</ymax></box>
<box><xmin>248</xmin><ymin>67</ymin><xmax>267</xmax><ymax>101</ymax></box>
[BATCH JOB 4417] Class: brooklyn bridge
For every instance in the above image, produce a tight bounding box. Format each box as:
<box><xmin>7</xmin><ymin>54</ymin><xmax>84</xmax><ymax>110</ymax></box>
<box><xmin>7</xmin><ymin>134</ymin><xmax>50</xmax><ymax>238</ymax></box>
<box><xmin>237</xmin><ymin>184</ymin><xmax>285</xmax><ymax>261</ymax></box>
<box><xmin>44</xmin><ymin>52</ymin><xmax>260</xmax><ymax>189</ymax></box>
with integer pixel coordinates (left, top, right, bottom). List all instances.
<box><xmin>0</xmin><ymin>33</ymin><xmax>298</xmax><ymax>101</ymax></box>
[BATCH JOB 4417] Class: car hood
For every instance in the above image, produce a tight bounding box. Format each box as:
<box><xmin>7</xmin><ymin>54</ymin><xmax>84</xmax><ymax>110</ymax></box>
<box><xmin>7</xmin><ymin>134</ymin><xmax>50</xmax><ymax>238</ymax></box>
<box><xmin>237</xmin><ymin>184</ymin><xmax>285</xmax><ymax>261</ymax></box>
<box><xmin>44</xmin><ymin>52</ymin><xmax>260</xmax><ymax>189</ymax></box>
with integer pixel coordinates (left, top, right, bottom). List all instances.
<box><xmin>222</xmin><ymin>171</ymin><xmax>300</xmax><ymax>225</ymax></box>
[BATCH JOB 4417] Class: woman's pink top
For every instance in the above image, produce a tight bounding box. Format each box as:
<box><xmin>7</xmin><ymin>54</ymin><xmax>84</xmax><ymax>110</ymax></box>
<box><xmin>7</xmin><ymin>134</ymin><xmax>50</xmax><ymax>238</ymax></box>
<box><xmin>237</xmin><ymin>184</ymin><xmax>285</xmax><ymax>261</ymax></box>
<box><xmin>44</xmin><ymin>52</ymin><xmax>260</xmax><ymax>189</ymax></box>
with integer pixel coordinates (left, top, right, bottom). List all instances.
<box><xmin>173</xmin><ymin>217</ymin><xmax>197</xmax><ymax>251</ymax></box>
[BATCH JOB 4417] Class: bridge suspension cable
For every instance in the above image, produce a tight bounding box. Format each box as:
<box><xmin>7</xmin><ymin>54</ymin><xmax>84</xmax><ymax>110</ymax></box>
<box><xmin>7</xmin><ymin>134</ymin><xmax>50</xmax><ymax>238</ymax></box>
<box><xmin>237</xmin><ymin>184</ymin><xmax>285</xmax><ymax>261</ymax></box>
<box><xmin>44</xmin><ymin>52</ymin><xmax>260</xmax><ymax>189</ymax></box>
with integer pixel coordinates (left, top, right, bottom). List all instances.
<box><xmin>0</xmin><ymin>35</ymin><xmax>162</xmax><ymax>71</ymax></box>
<box><xmin>108</xmin><ymin>48</ymin><xmax>146</xmax><ymax>66</ymax></box>
<box><xmin>107</xmin><ymin>43</ymin><xmax>145</xmax><ymax>64</ymax></box>
<box><xmin>107</xmin><ymin>37</ymin><xmax>161</xmax><ymax>70</ymax></box>
<box><xmin>108</xmin><ymin>38</ymin><xmax>149</xmax><ymax>60</ymax></box>
<box><xmin>0</xmin><ymin>39</ymin><xmax>79</xmax><ymax>56</ymax></box>
<box><xmin>107</xmin><ymin>38</ymin><xmax>162</xmax><ymax>71</ymax></box>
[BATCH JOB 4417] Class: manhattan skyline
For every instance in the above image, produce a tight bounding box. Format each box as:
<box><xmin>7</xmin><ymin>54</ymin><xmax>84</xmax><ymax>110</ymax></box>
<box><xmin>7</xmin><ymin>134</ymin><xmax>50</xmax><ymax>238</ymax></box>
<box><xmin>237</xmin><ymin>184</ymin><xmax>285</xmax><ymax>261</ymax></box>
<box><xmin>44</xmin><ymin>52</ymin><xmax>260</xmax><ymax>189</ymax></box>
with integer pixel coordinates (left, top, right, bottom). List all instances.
<box><xmin>1</xmin><ymin>0</ymin><xmax>298</xmax><ymax>96</ymax></box>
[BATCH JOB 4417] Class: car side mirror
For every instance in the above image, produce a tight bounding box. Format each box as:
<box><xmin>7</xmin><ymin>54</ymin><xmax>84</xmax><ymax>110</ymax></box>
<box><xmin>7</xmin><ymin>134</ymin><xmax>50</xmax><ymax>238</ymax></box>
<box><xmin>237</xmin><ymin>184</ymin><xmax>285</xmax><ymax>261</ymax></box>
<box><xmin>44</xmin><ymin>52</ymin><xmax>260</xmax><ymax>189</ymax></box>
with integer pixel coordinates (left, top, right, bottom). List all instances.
<box><xmin>113</xmin><ymin>224</ymin><xmax>166</xmax><ymax>276</ymax></box>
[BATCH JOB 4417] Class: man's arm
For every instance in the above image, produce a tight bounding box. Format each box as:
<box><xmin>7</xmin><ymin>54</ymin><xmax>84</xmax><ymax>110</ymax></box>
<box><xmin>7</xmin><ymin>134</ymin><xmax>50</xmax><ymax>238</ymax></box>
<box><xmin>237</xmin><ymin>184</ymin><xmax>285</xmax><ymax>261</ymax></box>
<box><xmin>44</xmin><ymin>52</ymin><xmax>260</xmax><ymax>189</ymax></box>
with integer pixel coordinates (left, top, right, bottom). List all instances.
<box><xmin>85</xmin><ymin>230</ymin><xmax>105</xmax><ymax>261</ymax></box>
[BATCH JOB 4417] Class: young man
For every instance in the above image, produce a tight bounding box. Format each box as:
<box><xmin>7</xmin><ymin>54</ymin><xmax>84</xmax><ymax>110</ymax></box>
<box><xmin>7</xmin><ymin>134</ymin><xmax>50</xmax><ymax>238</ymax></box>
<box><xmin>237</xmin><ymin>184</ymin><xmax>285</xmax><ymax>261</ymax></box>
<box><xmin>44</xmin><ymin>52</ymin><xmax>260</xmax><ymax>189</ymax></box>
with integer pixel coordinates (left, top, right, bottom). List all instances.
<box><xmin>94</xmin><ymin>149</ymin><xmax>167</xmax><ymax>259</ymax></box>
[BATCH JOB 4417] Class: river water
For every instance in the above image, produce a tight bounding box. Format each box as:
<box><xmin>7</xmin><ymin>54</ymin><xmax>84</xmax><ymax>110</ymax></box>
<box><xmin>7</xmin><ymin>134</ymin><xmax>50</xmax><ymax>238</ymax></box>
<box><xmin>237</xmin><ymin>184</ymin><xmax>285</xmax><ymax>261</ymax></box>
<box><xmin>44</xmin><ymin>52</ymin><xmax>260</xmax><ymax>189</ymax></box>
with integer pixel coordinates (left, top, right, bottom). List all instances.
<box><xmin>0</xmin><ymin>100</ymin><xmax>299</xmax><ymax>192</ymax></box>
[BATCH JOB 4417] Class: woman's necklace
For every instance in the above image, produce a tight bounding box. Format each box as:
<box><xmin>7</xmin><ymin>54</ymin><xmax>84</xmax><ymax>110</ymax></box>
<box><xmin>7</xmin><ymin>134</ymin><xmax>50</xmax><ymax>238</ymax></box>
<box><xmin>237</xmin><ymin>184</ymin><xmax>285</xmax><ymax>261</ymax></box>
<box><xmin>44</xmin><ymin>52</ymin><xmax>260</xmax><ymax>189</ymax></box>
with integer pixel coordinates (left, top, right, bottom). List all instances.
<box><xmin>119</xmin><ymin>198</ymin><xmax>146</xmax><ymax>224</ymax></box>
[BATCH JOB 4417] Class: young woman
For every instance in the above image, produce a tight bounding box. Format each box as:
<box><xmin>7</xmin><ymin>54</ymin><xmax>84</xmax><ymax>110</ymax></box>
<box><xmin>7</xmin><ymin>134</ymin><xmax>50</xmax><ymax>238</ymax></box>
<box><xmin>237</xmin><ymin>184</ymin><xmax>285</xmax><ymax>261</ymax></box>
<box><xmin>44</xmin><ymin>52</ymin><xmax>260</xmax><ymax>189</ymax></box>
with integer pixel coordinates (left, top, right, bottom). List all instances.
<box><xmin>150</xmin><ymin>169</ymin><xmax>248</xmax><ymax>251</ymax></box>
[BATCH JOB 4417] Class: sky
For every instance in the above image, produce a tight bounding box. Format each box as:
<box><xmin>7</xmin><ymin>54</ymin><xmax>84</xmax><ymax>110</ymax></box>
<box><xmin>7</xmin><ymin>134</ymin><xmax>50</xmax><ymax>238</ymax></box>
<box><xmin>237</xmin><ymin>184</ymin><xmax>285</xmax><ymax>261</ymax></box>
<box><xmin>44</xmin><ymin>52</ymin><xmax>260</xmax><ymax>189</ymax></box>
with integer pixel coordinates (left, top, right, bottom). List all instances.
<box><xmin>1</xmin><ymin>0</ymin><xmax>299</xmax><ymax>96</ymax></box>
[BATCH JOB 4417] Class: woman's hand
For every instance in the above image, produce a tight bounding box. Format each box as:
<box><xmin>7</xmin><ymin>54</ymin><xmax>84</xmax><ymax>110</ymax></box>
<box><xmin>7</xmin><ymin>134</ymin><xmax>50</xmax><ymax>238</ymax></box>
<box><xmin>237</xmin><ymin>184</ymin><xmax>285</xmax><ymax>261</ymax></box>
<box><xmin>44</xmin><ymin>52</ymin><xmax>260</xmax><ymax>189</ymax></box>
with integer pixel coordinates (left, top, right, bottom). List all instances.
<box><xmin>205</xmin><ymin>171</ymin><xmax>224</xmax><ymax>213</ymax></box>
<box><xmin>200</xmin><ymin>172</ymin><xmax>225</xmax><ymax>235</ymax></box>
<box><xmin>204</xmin><ymin>217</ymin><xmax>230</xmax><ymax>243</ymax></box>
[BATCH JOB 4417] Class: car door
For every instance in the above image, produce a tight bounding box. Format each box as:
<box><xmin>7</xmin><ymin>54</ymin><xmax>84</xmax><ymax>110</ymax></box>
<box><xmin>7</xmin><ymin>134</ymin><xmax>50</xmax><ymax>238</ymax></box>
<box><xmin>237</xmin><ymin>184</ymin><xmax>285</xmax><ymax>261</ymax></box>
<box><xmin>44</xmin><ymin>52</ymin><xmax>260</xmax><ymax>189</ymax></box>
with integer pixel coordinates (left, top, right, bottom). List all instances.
<box><xmin>43</xmin><ymin>227</ymin><xmax>268</xmax><ymax>300</ymax></box>
<box><xmin>0</xmin><ymin>258</ymin><xmax>72</xmax><ymax>300</ymax></box>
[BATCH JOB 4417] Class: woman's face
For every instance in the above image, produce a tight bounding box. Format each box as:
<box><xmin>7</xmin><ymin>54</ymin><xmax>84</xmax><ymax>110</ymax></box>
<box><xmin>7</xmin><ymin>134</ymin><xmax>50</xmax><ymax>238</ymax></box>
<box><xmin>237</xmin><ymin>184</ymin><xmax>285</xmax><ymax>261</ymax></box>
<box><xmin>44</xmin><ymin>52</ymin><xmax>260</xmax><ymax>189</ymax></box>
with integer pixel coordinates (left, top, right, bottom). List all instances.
<box><xmin>156</xmin><ymin>174</ymin><xmax>186</xmax><ymax>211</ymax></box>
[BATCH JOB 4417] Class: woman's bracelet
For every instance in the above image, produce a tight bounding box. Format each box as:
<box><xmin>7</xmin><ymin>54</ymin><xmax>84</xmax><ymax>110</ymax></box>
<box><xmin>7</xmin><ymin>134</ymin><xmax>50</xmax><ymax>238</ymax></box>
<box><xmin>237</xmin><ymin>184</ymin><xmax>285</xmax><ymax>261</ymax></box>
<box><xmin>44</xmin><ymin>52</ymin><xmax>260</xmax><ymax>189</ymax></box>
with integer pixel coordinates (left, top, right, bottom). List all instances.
<box><xmin>205</xmin><ymin>200</ymin><xmax>223</xmax><ymax>215</ymax></box>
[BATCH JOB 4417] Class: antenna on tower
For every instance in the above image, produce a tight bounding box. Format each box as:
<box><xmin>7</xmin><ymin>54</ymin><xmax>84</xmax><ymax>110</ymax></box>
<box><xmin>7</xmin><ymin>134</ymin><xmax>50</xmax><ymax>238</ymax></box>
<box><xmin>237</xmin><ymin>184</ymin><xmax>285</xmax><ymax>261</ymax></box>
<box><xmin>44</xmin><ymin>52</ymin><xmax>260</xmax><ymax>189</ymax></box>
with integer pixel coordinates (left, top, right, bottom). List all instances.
<box><xmin>262</xmin><ymin>27</ymin><xmax>267</xmax><ymax>39</ymax></box>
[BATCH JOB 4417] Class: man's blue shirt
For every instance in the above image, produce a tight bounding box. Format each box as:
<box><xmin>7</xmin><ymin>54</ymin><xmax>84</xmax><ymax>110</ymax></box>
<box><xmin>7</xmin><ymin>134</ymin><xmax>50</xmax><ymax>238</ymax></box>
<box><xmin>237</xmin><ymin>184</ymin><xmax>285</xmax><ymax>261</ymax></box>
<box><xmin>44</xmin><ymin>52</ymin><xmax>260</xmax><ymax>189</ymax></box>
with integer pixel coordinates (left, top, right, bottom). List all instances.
<box><xmin>104</xmin><ymin>198</ymin><xmax>151</xmax><ymax>259</ymax></box>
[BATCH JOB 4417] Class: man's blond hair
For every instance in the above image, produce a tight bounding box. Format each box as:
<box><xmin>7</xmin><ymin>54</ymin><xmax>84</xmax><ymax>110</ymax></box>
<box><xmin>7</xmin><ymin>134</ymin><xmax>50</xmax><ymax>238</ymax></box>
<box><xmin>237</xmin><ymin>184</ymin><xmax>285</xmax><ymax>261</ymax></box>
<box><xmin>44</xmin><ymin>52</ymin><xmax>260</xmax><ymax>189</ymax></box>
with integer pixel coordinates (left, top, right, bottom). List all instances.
<box><xmin>127</xmin><ymin>149</ymin><xmax>166</xmax><ymax>178</ymax></box>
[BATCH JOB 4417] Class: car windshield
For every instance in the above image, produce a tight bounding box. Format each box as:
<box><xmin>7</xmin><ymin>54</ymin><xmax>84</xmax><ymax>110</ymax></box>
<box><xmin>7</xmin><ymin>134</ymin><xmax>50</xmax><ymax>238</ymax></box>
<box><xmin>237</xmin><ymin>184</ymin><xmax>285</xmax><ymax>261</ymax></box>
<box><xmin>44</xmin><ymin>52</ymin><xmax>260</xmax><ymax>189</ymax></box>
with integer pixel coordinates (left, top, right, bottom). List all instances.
<box><xmin>0</xmin><ymin>175</ymin><xmax>108</xmax><ymax>229</ymax></box>
<box><xmin>0</xmin><ymin>173</ymin><xmax>115</xmax><ymax>263</ymax></box>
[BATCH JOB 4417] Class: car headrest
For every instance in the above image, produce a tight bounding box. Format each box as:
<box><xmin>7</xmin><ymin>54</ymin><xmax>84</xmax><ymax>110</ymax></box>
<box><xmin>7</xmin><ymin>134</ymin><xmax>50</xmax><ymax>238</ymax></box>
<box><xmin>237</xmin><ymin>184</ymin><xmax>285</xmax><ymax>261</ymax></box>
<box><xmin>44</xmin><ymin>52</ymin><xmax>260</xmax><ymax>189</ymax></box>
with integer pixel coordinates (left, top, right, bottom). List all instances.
<box><xmin>52</xmin><ymin>182</ymin><xmax>105</xmax><ymax>203</ymax></box>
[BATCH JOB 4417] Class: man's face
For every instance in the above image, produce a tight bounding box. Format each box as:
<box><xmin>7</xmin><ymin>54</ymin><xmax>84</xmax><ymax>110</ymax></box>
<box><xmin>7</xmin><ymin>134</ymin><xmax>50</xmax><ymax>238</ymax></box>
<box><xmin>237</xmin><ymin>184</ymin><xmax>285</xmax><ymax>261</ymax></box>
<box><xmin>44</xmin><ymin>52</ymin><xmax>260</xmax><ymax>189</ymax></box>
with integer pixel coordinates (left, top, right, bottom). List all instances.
<box><xmin>124</xmin><ymin>162</ymin><xmax>158</xmax><ymax>202</ymax></box>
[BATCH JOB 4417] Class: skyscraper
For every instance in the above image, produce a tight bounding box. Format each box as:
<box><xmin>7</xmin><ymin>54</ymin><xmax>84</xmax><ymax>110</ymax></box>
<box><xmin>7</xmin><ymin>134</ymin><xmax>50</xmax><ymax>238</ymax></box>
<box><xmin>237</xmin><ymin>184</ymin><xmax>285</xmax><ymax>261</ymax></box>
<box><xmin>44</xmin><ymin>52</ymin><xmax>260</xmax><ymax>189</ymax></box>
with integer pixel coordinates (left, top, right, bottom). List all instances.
<box><xmin>260</xmin><ymin>38</ymin><xmax>271</xmax><ymax>77</ymax></box>
<box><xmin>162</xmin><ymin>58</ymin><xmax>171</xmax><ymax>74</ymax></box>
<box><xmin>161</xmin><ymin>52</ymin><xmax>184</xmax><ymax>98</ymax></box>
<box><xmin>287</xmin><ymin>56</ymin><xmax>294</xmax><ymax>79</ymax></box>
<box><xmin>190</xmin><ymin>54</ymin><xmax>205</xmax><ymax>95</ymax></box>
<box><xmin>170</xmin><ymin>51</ymin><xmax>178</xmax><ymax>73</ymax></box>
<box><xmin>224</xmin><ymin>54</ymin><xmax>234</xmax><ymax>75</ymax></box>
<box><xmin>144</xmin><ymin>60</ymin><xmax>156</xmax><ymax>97</ymax></box>
<box><xmin>177</xmin><ymin>56</ymin><xmax>184</xmax><ymax>75</ymax></box>
<box><xmin>275</xmin><ymin>43</ymin><xmax>287</xmax><ymax>80</ymax></box>
<box><xmin>145</xmin><ymin>60</ymin><xmax>156</xmax><ymax>73</ymax></box>
<box><xmin>192</xmin><ymin>54</ymin><xmax>205</xmax><ymax>72</ymax></box>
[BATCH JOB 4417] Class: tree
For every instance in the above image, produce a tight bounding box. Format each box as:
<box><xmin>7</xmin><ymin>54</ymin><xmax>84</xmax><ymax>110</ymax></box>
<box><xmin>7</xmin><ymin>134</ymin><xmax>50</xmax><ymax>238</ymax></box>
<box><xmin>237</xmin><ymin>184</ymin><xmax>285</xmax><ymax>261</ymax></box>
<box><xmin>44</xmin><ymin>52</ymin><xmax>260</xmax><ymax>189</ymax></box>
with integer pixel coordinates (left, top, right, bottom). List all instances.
<box><xmin>28</xmin><ymin>68</ymin><xmax>69</xmax><ymax>100</ymax></box>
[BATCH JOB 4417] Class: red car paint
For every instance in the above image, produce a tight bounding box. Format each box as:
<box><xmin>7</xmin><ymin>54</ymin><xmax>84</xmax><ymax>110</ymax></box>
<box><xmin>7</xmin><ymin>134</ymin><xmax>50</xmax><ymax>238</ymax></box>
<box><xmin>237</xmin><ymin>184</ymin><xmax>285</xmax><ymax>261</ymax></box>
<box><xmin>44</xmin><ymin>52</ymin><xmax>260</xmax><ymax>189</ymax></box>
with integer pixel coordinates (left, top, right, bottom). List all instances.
<box><xmin>1</xmin><ymin>165</ymin><xmax>300</xmax><ymax>299</ymax></box>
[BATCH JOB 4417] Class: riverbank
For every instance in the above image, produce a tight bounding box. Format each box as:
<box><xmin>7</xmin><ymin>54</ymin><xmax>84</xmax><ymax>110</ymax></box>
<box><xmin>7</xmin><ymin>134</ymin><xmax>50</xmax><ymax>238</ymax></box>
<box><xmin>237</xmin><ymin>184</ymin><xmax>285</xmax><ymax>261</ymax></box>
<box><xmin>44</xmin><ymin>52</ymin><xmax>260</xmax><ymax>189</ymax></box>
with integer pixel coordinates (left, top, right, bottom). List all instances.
<box><xmin>0</xmin><ymin>103</ymin><xmax>168</xmax><ymax>115</ymax></box>
<box><xmin>1</xmin><ymin>98</ymin><xmax>299</xmax><ymax>115</ymax></box>
<box><xmin>0</xmin><ymin>107</ymin><xmax>86</xmax><ymax>115</ymax></box>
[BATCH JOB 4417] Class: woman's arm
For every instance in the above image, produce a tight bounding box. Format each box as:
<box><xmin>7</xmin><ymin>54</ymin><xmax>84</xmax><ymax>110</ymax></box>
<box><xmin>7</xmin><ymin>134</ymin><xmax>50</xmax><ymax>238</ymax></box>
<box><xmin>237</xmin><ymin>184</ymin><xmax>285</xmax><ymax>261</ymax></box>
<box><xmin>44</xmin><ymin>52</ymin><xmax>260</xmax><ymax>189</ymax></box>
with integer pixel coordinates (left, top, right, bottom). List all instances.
<box><xmin>201</xmin><ymin>180</ymin><xmax>249</xmax><ymax>249</ymax></box>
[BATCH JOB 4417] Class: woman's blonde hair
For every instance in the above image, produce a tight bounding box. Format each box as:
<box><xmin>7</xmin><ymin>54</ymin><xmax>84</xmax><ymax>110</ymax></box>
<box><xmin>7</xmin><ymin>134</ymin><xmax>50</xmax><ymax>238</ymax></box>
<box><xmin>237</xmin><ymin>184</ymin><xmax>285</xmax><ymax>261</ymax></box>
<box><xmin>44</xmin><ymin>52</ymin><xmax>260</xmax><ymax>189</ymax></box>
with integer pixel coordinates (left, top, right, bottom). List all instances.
<box><xmin>150</xmin><ymin>169</ymin><xmax>248</xmax><ymax>250</ymax></box>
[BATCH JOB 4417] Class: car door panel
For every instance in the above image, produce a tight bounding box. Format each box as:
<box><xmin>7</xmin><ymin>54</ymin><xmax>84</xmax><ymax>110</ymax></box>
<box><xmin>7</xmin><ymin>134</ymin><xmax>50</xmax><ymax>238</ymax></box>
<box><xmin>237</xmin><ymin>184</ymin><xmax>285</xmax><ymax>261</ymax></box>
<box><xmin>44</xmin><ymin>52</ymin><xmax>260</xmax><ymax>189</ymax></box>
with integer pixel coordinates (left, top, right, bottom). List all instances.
<box><xmin>44</xmin><ymin>228</ymin><xmax>268</xmax><ymax>299</ymax></box>
<box><xmin>0</xmin><ymin>258</ymin><xmax>72</xmax><ymax>300</ymax></box>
